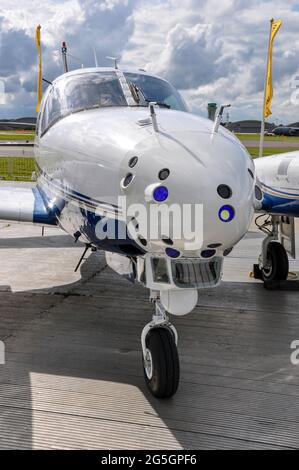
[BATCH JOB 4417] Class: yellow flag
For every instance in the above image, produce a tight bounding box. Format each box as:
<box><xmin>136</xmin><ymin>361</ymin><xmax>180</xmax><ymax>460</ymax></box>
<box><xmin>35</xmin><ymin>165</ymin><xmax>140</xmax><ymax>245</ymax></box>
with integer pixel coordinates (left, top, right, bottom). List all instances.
<box><xmin>35</xmin><ymin>25</ymin><xmax>42</xmax><ymax>113</ymax></box>
<box><xmin>264</xmin><ymin>19</ymin><xmax>282</xmax><ymax>118</ymax></box>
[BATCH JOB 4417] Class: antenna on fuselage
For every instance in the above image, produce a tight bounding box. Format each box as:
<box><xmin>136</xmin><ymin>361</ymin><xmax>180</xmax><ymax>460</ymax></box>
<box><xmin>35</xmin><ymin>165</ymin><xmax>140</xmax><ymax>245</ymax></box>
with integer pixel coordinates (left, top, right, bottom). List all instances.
<box><xmin>61</xmin><ymin>41</ymin><xmax>69</xmax><ymax>73</ymax></box>
<box><xmin>149</xmin><ymin>102</ymin><xmax>159</xmax><ymax>132</ymax></box>
<box><xmin>213</xmin><ymin>104</ymin><xmax>231</xmax><ymax>133</ymax></box>
<box><xmin>106</xmin><ymin>56</ymin><xmax>119</xmax><ymax>69</ymax></box>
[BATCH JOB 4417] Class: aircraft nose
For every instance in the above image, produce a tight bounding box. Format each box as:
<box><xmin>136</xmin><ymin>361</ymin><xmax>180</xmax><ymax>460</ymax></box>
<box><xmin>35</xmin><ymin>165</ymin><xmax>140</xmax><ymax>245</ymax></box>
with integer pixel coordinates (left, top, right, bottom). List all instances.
<box><xmin>120</xmin><ymin>128</ymin><xmax>255</xmax><ymax>257</ymax></box>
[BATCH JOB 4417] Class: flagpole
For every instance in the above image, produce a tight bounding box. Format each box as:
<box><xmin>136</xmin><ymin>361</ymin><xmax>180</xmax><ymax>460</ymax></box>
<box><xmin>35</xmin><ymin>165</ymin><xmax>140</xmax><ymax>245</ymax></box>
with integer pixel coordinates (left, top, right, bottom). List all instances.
<box><xmin>35</xmin><ymin>25</ymin><xmax>42</xmax><ymax>113</ymax></box>
<box><xmin>259</xmin><ymin>19</ymin><xmax>274</xmax><ymax>158</ymax></box>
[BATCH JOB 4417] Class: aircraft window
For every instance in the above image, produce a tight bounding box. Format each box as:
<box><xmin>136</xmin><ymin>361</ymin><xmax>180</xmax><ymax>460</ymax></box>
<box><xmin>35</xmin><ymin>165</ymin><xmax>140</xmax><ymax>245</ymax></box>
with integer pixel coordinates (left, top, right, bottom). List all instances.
<box><xmin>124</xmin><ymin>73</ymin><xmax>187</xmax><ymax>112</ymax></box>
<box><xmin>40</xmin><ymin>72</ymin><xmax>127</xmax><ymax>134</ymax></box>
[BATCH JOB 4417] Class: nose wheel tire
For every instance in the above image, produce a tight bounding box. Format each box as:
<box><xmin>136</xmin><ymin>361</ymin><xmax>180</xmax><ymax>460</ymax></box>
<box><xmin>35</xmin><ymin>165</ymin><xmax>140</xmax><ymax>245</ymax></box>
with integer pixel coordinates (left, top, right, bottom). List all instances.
<box><xmin>143</xmin><ymin>327</ymin><xmax>180</xmax><ymax>399</ymax></box>
<box><xmin>262</xmin><ymin>242</ymin><xmax>289</xmax><ymax>282</ymax></box>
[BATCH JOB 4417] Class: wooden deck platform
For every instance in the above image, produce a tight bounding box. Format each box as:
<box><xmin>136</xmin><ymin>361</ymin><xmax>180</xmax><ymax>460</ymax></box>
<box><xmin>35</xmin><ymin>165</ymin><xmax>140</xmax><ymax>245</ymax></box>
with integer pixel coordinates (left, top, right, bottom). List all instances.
<box><xmin>0</xmin><ymin>221</ymin><xmax>299</xmax><ymax>449</ymax></box>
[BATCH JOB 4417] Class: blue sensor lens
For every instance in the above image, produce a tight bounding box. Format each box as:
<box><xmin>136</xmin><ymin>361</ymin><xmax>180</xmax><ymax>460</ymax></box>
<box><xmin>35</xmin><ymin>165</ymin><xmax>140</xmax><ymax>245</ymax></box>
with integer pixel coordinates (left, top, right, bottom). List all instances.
<box><xmin>165</xmin><ymin>247</ymin><xmax>180</xmax><ymax>258</ymax></box>
<box><xmin>218</xmin><ymin>205</ymin><xmax>235</xmax><ymax>222</ymax></box>
<box><xmin>153</xmin><ymin>186</ymin><xmax>168</xmax><ymax>202</ymax></box>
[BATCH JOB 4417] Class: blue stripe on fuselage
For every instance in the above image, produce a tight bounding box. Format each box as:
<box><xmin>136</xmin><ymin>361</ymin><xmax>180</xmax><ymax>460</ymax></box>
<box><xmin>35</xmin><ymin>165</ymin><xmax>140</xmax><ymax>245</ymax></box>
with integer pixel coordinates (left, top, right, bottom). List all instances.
<box><xmin>32</xmin><ymin>187</ymin><xmax>59</xmax><ymax>225</ymax></box>
<box><xmin>34</xmin><ymin>182</ymin><xmax>145</xmax><ymax>256</ymax></box>
<box><xmin>262</xmin><ymin>191</ymin><xmax>299</xmax><ymax>216</ymax></box>
<box><xmin>77</xmin><ymin>206</ymin><xmax>145</xmax><ymax>256</ymax></box>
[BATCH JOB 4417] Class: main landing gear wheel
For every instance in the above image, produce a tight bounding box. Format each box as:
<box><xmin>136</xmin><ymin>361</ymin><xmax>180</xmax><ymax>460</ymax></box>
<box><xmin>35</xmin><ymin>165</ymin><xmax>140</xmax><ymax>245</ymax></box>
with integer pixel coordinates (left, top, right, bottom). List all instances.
<box><xmin>143</xmin><ymin>327</ymin><xmax>180</xmax><ymax>399</ymax></box>
<box><xmin>262</xmin><ymin>241</ymin><xmax>289</xmax><ymax>282</ymax></box>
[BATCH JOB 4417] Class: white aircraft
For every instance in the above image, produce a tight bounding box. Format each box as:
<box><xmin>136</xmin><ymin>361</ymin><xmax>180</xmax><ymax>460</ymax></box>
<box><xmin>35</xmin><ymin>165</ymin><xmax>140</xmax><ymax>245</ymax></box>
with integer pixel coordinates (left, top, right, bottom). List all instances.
<box><xmin>0</xmin><ymin>62</ymin><xmax>261</xmax><ymax>398</ymax></box>
<box><xmin>252</xmin><ymin>152</ymin><xmax>299</xmax><ymax>283</ymax></box>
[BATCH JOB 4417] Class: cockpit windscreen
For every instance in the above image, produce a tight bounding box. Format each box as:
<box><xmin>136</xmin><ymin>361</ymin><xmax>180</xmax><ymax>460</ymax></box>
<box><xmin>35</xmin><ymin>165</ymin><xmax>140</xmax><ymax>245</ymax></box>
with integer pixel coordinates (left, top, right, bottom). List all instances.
<box><xmin>40</xmin><ymin>71</ymin><xmax>188</xmax><ymax>135</ymax></box>
<box><xmin>124</xmin><ymin>73</ymin><xmax>187</xmax><ymax>112</ymax></box>
<box><xmin>41</xmin><ymin>72</ymin><xmax>126</xmax><ymax>133</ymax></box>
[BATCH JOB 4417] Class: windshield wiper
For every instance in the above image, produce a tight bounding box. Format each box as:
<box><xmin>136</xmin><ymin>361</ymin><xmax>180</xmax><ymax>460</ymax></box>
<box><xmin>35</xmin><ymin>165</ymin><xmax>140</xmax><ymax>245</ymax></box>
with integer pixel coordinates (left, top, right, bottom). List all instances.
<box><xmin>154</xmin><ymin>102</ymin><xmax>170</xmax><ymax>109</ymax></box>
<box><xmin>128</xmin><ymin>82</ymin><xmax>141</xmax><ymax>103</ymax></box>
<box><xmin>143</xmin><ymin>98</ymin><xmax>170</xmax><ymax>109</ymax></box>
<box><xmin>127</xmin><ymin>82</ymin><xmax>171</xmax><ymax>109</ymax></box>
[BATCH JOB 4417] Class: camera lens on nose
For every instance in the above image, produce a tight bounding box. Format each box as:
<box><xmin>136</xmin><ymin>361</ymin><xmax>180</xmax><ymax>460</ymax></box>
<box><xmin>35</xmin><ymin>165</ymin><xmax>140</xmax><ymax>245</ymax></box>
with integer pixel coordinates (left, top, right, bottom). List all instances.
<box><xmin>217</xmin><ymin>184</ymin><xmax>232</xmax><ymax>199</ymax></box>
<box><xmin>159</xmin><ymin>168</ymin><xmax>170</xmax><ymax>180</ymax></box>
<box><xmin>201</xmin><ymin>249</ymin><xmax>216</xmax><ymax>258</ymax></box>
<box><xmin>128</xmin><ymin>156</ymin><xmax>138</xmax><ymax>168</ymax></box>
<box><xmin>218</xmin><ymin>205</ymin><xmax>235</xmax><ymax>222</ymax></box>
<box><xmin>122</xmin><ymin>173</ymin><xmax>134</xmax><ymax>187</ymax></box>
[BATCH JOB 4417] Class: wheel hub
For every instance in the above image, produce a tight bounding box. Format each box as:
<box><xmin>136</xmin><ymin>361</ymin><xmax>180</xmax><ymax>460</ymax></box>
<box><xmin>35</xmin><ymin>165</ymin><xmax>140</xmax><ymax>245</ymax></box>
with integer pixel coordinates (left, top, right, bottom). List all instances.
<box><xmin>144</xmin><ymin>348</ymin><xmax>153</xmax><ymax>379</ymax></box>
<box><xmin>263</xmin><ymin>254</ymin><xmax>273</xmax><ymax>278</ymax></box>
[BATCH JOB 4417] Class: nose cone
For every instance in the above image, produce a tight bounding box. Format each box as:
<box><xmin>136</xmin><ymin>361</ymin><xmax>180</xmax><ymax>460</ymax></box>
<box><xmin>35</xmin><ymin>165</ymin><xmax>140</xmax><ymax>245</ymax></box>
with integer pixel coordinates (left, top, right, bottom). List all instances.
<box><xmin>120</xmin><ymin>110</ymin><xmax>255</xmax><ymax>256</ymax></box>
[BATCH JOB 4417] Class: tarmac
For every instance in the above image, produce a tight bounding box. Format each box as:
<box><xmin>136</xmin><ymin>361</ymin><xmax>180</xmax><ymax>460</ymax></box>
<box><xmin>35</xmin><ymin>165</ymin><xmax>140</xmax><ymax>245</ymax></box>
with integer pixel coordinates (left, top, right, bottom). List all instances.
<box><xmin>0</xmin><ymin>192</ymin><xmax>299</xmax><ymax>449</ymax></box>
<box><xmin>0</xmin><ymin>145</ymin><xmax>34</xmax><ymax>157</ymax></box>
<box><xmin>241</xmin><ymin>139</ymin><xmax>299</xmax><ymax>149</ymax></box>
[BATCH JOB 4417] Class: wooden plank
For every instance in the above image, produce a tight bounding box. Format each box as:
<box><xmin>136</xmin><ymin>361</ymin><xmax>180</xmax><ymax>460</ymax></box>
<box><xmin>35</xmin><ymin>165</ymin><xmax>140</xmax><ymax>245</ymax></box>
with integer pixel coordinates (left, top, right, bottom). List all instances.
<box><xmin>0</xmin><ymin>220</ymin><xmax>299</xmax><ymax>449</ymax></box>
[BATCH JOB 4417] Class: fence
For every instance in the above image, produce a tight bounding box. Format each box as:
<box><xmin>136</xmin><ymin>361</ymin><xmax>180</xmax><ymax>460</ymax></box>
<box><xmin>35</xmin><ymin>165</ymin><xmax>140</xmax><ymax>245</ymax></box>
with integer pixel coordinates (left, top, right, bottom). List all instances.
<box><xmin>0</xmin><ymin>156</ymin><xmax>35</xmax><ymax>181</ymax></box>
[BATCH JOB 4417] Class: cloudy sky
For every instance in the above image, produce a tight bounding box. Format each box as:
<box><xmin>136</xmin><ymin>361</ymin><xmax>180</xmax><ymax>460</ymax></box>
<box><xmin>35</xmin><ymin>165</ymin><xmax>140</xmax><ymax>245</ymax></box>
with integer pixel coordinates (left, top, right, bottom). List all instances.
<box><xmin>0</xmin><ymin>0</ymin><xmax>299</xmax><ymax>123</ymax></box>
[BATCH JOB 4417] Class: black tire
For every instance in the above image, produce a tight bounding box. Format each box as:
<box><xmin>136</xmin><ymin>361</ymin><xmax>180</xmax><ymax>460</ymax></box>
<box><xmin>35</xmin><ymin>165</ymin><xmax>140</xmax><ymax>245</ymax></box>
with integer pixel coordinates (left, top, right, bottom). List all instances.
<box><xmin>143</xmin><ymin>328</ymin><xmax>180</xmax><ymax>399</ymax></box>
<box><xmin>262</xmin><ymin>242</ymin><xmax>289</xmax><ymax>282</ymax></box>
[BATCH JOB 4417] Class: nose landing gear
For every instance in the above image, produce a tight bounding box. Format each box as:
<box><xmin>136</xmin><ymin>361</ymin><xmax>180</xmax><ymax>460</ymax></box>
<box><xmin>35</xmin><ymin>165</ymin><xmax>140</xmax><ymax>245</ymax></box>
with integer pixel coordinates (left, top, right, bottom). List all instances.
<box><xmin>141</xmin><ymin>292</ymin><xmax>179</xmax><ymax>398</ymax></box>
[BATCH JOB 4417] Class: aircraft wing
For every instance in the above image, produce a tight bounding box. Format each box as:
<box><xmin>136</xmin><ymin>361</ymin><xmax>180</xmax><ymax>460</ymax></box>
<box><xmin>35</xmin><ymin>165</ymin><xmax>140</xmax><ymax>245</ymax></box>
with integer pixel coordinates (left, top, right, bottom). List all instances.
<box><xmin>0</xmin><ymin>186</ymin><xmax>58</xmax><ymax>225</ymax></box>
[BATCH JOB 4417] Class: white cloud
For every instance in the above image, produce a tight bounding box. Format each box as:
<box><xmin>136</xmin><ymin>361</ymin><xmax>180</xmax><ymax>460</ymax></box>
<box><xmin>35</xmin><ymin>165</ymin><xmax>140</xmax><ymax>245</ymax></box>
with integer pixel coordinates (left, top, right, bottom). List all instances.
<box><xmin>122</xmin><ymin>0</ymin><xmax>299</xmax><ymax>123</ymax></box>
<box><xmin>1</xmin><ymin>0</ymin><xmax>299</xmax><ymax>123</ymax></box>
<box><xmin>0</xmin><ymin>0</ymin><xmax>85</xmax><ymax>46</ymax></box>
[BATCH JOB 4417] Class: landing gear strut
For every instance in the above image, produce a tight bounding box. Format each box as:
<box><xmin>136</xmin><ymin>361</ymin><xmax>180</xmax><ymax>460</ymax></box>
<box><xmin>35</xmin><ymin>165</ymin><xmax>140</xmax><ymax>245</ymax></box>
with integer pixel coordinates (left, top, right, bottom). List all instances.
<box><xmin>141</xmin><ymin>292</ymin><xmax>179</xmax><ymax>398</ymax></box>
<box><xmin>254</xmin><ymin>214</ymin><xmax>289</xmax><ymax>283</ymax></box>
